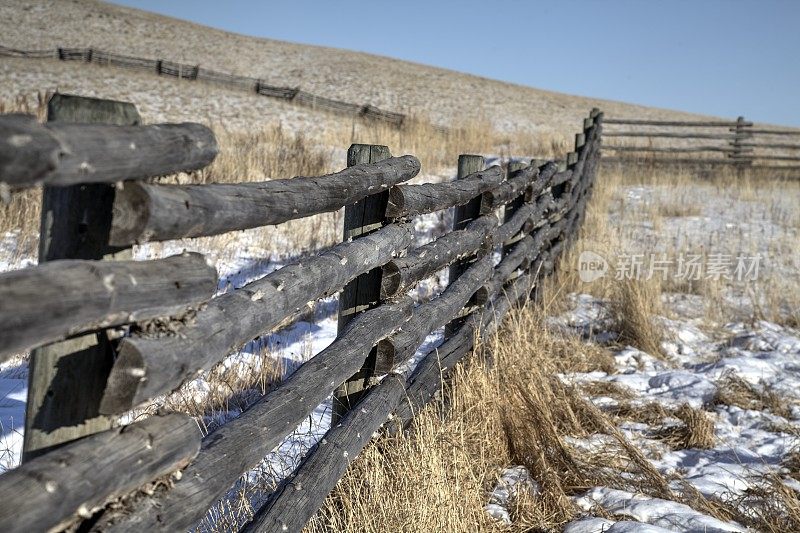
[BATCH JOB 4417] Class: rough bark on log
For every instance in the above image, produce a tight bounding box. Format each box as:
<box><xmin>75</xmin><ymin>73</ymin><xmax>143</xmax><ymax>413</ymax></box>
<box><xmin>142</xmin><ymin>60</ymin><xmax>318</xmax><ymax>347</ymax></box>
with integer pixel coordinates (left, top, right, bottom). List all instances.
<box><xmin>0</xmin><ymin>252</ymin><xmax>216</xmax><ymax>362</ymax></box>
<box><xmin>481</xmin><ymin>165</ymin><xmax>538</xmax><ymax>211</ymax></box>
<box><xmin>109</xmin><ymin>155</ymin><xmax>421</xmax><ymax>244</ymax></box>
<box><xmin>99</xmin><ymin>223</ymin><xmax>415</xmax><ymax>415</ymax></box>
<box><xmin>602</xmin><ymin>131</ymin><xmax>741</xmax><ymax>140</ymax></box>
<box><xmin>0</xmin><ymin>114</ymin><xmax>217</xmax><ymax>188</ymax></box>
<box><xmin>549</xmin><ymin>169</ymin><xmax>574</xmax><ymax>189</ymax></box>
<box><xmin>603</xmin><ymin>145</ymin><xmax>743</xmax><ymax>153</ymax></box>
<box><xmin>0</xmin><ymin>413</ymin><xmax>200</xmax><ymax>533</ymax></box>
<box><xmin>380</xmin><ymin>214</ymin><xmax>498</xmax><ymax>298</ymax></box>
<box><xmin>90</xmin><ymin>300</ymin><xmax>412</xmax><ymax>532</ymax></box>
<box><xmin>479</xmin><ymin>235</ymin><xmax>535</xmax><ymax>304</ymax></box>
<box><xmin>376</xmin><ymin>254</ymin><xmax>493</xmax><ymax>367</ymax></box>
<box><xmin>495</xmin><ymin>196</ymin><xmax>548</xmax><ymax>245</ymax></box>
<box><xmin>603</xmin><ymin>118</ymin><xmax>749</xmax><ymax>127</ymax></box>
<box><xmin>531</xmin><ymin>161</ymin><xmax>559</xmax><ymax>198</ymax></box>
<box><xmin>385</xmin><ymin>165</ymin><xmax>503</xmax><ymax>217</ymax></box>
<box><xmin>241</xmin><ymin>374</ymin><xmax>407</xmax><ymax>533</ymax></box>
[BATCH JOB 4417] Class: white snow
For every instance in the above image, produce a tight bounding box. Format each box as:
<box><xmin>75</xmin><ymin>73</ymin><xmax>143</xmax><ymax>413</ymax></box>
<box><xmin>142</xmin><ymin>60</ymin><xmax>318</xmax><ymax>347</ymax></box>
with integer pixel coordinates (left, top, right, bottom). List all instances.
<box><xmin>546</xmin><ymin>293</ymin><xmax>800</xmax><ymax>532</ymax></box>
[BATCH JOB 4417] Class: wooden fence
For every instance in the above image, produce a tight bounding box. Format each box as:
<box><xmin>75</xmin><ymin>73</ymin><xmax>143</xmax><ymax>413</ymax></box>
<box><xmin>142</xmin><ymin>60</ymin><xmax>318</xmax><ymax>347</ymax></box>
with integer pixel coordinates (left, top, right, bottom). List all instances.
<box><xmin>0</xmin><ymin>93</ymin><xmax>602</xmax><ymax>532</ymax></box>
<box><xmin>0</xmin><ymin>45</ymin><xmax>406</xmax><ymax>126</ymax></box>
<box><xmin>600</xmin><ymin>117</ymin><xmax>800</xmax><ymax>175</ymax></box>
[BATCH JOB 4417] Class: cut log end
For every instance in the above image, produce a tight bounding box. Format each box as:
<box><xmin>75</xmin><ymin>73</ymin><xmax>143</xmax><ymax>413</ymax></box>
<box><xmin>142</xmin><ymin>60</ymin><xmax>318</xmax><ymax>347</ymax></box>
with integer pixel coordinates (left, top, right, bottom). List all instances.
<box><xmin>380</xmin><ymin>261</ymin><xmax>402</xmax><ymax>299</ymax></box>
<box><xmin>99</xmin><ymin>341</ymin><xmax>146</xmax><ymax>414</ymax></box>
<box><xmin>385</xmin><ymin>187</ymin><xmax>406</xmax><ymax>219</ymax></box>
<box><xmin>109</xmin><ymin>182</ymin><xmax>152</xmax><ymax>245</ymax></box>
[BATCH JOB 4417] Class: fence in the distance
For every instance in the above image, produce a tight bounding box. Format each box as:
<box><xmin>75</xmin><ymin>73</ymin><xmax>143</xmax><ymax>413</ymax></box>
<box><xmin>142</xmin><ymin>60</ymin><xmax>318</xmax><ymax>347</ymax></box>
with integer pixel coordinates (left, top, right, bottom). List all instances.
<box><xmin>0</xmin><ymin>44</ymin><xmax>406</xmax><ymax>126</ymax></box>
<box><xmin>0</xmin><ymin>93</ymin><xmax>601</xmax><ymax>532</ymax></box>
<box><xmin>600</xmin><ymin>117</ymin><xmax>800</xmax><ymax>176</ymax></box>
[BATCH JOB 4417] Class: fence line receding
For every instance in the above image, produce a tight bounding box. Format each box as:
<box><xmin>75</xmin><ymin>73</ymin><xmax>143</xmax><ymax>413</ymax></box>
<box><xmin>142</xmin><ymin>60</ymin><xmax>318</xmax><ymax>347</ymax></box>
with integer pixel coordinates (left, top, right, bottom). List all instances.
<box><xmin>0</xmin><ymin>93</ymin><xmax>602</xmax><ymax>533</ymax></box>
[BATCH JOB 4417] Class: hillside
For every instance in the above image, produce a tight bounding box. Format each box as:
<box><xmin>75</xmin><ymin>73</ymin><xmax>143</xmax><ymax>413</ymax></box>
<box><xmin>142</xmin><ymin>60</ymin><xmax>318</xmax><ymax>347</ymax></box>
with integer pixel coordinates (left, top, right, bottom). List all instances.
<box><xmin>0</xmin><ymin>0</ymin><xmax>720</xmax><ymax>135</ymax></box>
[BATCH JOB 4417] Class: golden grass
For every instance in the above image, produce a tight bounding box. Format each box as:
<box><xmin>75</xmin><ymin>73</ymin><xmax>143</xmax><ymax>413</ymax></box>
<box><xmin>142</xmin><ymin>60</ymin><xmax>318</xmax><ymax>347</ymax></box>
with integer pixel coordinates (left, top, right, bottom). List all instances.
<box><xmin>655</xmin><ymin>404</ymin><xmax>716</xmax><ymax>450</ymax></box>
<box><xmin>713</xmin><ymin>371</ymin><xmax>793</xmax><ymax>420</ymax></box>
<box><xmin>611</xmin><ymin>278</ymin><xmax>668</xmax><ymax>358</ymax></box>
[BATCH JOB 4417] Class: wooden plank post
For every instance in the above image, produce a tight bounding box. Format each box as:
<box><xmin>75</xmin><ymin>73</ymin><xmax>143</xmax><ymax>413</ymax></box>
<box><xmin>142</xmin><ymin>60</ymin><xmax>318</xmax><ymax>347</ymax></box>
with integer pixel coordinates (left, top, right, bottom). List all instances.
<box><xmin>332</xmin><ymin>144</ymin><xmax>392</xmax><ymax>424</ymax></box>
<box><xmin>502</xmin><ymin>160</ymin><xmax>527</xmax><ymax>258</ymax></box>
<box><xmin>731</xmin><ymin>116</ymin><xmax>751</xmax><ymax>177</ymax></box>
<box><xmin>445</xmin><ymin>154</ymin><xmax>485</xmax><ymax>338</ymax></box>
<box><xmin>22</xmin><ymin>93</ymin><xmax>141</xmax><ymax>462</ymax></box>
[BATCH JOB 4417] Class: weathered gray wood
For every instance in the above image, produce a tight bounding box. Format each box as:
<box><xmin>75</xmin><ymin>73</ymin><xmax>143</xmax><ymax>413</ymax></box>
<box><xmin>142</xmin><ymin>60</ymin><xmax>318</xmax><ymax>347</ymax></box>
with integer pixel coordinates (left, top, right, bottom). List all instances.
<box><xmin>90</xmin><ymin>299</ymin><xmax>413</xmax><ymax>531</ymax></box>
<box><xmin>109</xmin><ymin>155</ymin><xmax>420</xmax><ymax>244</ymax></box>
<box><xmin>380</xmin><ymin>214</ymin><xmax>498</xmax><ymax>298</ymax></box>
<box><xmin>481</xmin><ymin>163</ymin><xmax>537</xmax><ymax>211</ymax></box>
<box><xmin>480</xmin><ymin>235</ymin><xmax>535</xmax><ymax>304</ymax></box>
<box><xmin>241</xmin><ymin>374</ymin><xmax>407</xmax><ymax>533</ymax></box>
<box><xmin>0</xmin><ymin>413</ymin><xmax>200</xmax><ymax>533</ymax></box>
<box><xmin>47</xmin><ymin>93</ymin><xmax>141</xmax><ymax>126</ymax></box>
<box><xmin>603</xmin><ymin>118</ymin><xmax>749</xmax><ymax>127</ymax></box>
<box><xmin>741</xmin><ymin>154</ymin><xmax>800</xmax><ymax>162</ymax></box>
<box><xmin>90</xmin><ymin>300</ymin><xmax>412</xmax><ymax>532</ymax></box>
<box><xmin>99</xmin><ymin>222</ymin><xmax>414</xmax><ymax>415</ymax></box>
<box><xmin>550</xmin><ymin>169</ymin><xmax>574</xmax><ymax>188</ymax></box>
<box><xmin>531</xmin><ymin>161</ymin><xmax>559</xmax><ymax>198</ymax></box>
<box><xmin>603</xmin><ymin>145</ymin><xmax>744</xmax><ymax>153</ymax></box>
<box><xmin>733</xmin><ymin>128</ymin><xmax>800</xmax><ymax>135</ymax></box>
<box><xmin>333</xmin><ymin>144</ymin><xmax>393</xmax><ymax>423</ymax></box>
<box><xmin>445</xmin><ymin>155</ymin><xmax>486</xmax><ymax>338</ymax></box>
<box><xmin>496</xmin><ymin>194</ymin><xmax>551</xmax><ymax>245</ymax></box>
<box><xmin>603</xmin><ymin>131</ymin><xmax>743</xmax><ymax>140</ymax></box>
<box><xmin>24</xmin><ymin>96</ymin><xmax>140</xmax><ymax>462</ymax></box>
<box><xmin>0</xmin><ymin>115</ymin><xmax>218</xmax><ymax>188</ymax></box>
<box><xmin>499</xmin><ymin>161</ymin><xmax>527</xmax><ymax>258</ymax></box>
<box><xmin>378</xmin><ymin>254</ymin><xmax>494</xmax><ymax>367</ymax></box>
<box><xmin>738</xmin><ymin>142</ymin><xmax>800</xmax><ymax>150</ymax></box>
<box><xmin>0</xmin><ymin>252</ymin><xmax>216</xmax><ymax>362</ymax></box>
<box><xmin>385</xmin><ymin>164</ymin><xmax>502</xmax><ymax>217</ymax></box>
<box><xmin>567</xmin><ymin>151</ymin><xmax>579</xmax><ymax>166</ymax></box>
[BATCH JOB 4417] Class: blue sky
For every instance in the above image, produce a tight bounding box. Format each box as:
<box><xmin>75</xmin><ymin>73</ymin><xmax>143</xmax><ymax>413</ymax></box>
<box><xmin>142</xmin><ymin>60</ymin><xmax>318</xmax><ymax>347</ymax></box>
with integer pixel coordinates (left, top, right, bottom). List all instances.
<box><xmin>111</xmin><ymin>0</ymin><xmax>800</xmax><ymax>126</ymax></box>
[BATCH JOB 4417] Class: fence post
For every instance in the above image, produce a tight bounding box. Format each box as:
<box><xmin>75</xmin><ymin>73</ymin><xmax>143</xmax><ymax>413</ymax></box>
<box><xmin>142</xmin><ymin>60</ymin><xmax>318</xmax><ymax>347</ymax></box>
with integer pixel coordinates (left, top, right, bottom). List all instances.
<box><xmin>22</xmin><ymin>93</ymin><xmax>141</xmax><ymax>462</ymax></box>
<box><xmin>502</xmin><ymin>160</ymin><xmax>526</xmax><ymax>258</ymax></box>
<box><xmin>445</xmin><ymin>154</ymin><xmax>485</xmax><ymax>338</ymax></box>
<box><xmin>332</xmin><ymin>144</ymin><xmax>392</xmax><ymax>424</ymax></box>
<box><xmin>731</xmin><ymin>116</ymin><xmax>750</xmax><ymax>177</ymax></box>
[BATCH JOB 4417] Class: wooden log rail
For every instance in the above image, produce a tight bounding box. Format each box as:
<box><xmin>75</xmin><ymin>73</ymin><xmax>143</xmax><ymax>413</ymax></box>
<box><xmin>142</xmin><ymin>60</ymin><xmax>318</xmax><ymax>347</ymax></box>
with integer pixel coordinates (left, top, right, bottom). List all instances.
<box><xmin>0</xmin><ymin>114</ymin><xmax>217</xmax><ymax>189</ymax></box>
<box><xmin>376</xmin><ymin>254</ymin><xmax>495</xmax><ymax>368</ymax></box>
<box><xmin>0</xmin><ymin>45</ymin><xmax>407</xmax><ymax>126</ymax></box>
<box><xmin>385</xmin><ymin>165</ymin><xmax>504</xmax><ymax>217</ymax></box>
<box><xmin>109</xmin><ymin>155</ymin><xmax>421</xmax><ymax>244</ymax></box>
<box><xmin>0</xmin><ymin>102</ymin><xmax>602</xmax><ymax>532</ymax></box>
<box><xmin>0</xmin><ymin>413</ymin><xmax>201</xmax><ymax>533</ymax></box>
<box><xmin>380</xmin><ymin>214</ymin><xmax>499</xmax><ymax>298</ymax></box>
<box><xmin>600</xmin><ymin>114</ymin><xmax>800</xmax><ymax>173</ymax></box>
<box><xmin>99</xmin><ymin>222</ymin><xmax>415</xmax><ymax>414</ymax></box>
<box><xmin>0</xmin><ymin>252</ymin><xmax>217</xmax><ymax>362</ymax></box>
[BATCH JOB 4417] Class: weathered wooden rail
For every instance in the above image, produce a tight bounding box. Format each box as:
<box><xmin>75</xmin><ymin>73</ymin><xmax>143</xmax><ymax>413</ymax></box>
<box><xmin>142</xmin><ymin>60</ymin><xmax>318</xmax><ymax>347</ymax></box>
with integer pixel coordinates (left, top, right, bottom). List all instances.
<box><xmin>0</xmin><ymin>93</ymin><xmax>602</xmax><ymax>532</ymax></box>
<box><xmin>0</xmin><ymin>44</ymin><xmax>406</xmax><ymax>126</ymax></box>
<box><xmin>600</xmin><ymin>116</ymin><xmax>800</xmax><ymax>175</ymax></box>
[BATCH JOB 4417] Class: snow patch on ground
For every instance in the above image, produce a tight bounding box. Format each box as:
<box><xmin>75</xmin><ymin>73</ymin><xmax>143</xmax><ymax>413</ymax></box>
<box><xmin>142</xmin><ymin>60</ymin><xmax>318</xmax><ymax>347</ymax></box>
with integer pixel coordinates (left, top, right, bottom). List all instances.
<box><xmin>546</xmin><ymin>293</ymin><xmax>800</xmax><ymax>531</ymax></box>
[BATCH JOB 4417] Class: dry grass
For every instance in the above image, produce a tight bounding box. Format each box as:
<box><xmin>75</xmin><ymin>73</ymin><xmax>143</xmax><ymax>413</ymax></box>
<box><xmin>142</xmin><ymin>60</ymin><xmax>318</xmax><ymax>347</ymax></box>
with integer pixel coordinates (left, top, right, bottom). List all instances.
<box><xmin>611</xmin><ymin>278</ymin><xmax>668</xmax><ymax>358</ymax></box>
<box><xmin>655</xmin><ymin>404</ymin><xmax>716</xmax><ymax>450</ymax></box>
<box><xmin>713</xmin><ymin>371</ymin><xmax>793</xmax><ymax>420</ymax></box>
<box><xmin>305</xmin><ymin>307</ymin><xmax>744</xmax><ymax>531</ymax></box>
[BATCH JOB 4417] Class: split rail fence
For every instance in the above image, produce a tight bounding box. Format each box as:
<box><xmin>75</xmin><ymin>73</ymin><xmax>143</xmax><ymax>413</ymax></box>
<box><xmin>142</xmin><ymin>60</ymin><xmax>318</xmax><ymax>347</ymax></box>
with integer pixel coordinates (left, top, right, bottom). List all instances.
<box><xmin>0</xmin><ymin>45</ymin><xmax>406</xmax><ymax>126</ymax></box>
<box><xmin>0</xmin><ymin>93</ymin><xmax>602</xmax><ymax>532</ymax></box>
<box><xmin>600</xmin><ymin>116</ymin><xmax>800</xmax><ymax>176</ymax></box>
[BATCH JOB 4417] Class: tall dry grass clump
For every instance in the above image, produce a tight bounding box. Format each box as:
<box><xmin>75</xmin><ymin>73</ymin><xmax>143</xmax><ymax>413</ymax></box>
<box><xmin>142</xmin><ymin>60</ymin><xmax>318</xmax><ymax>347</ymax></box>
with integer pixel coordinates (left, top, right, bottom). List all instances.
<box><xmin>305</xmin><ymin>307</ymin><xmax>729</xmax><ymax>531</ymax></box>
<box><xmin>611</xmin><ymin>278</ymin><xmax>668</xmax><ymax>358</ymax></box>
